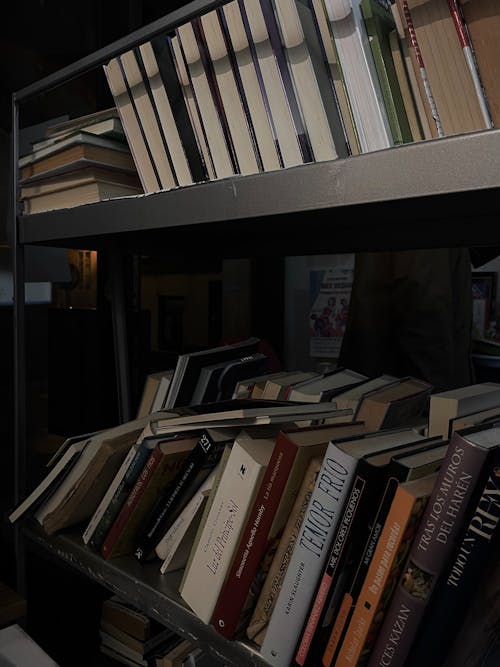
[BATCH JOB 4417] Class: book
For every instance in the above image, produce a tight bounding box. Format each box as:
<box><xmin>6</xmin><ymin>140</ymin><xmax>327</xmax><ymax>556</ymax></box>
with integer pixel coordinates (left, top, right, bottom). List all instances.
<box><xmin>136</xmin><ymin>40</ymin><xmax>194</xmax><ymax>187</ymax></box>
<box><xmin>320</xmin><ymin>0</ymin><xmax>393</xmax><ymax>153</ymax></box>
<box><xmin>260</xmin><ymin>369</ymin><xmax>319</xmax><ymax>400</ymax></box>
<box><xmin>459</xmin><ymin>0</ymin><xmax>500</xmax><ymax>127</ymax></box>
<box><xmin>179</xmin><ymin>429</ymin><xmax>278</xmax><ymax>623</ymax></box>
<box><xmin>394</xmin><ymin>0</ymin><xmax>490</xmax><ymax>138</ymax></box>
<box><xmin>333</xmin><ymin>374</ymin><xmax>400</xmax><ymax>412</ymax></box>
<box><xmin>239</xmin><ymin>0</ymin><xmax>305</xmax><ymax>167</ymax></box>
<box><xmin>100</xmin><ymin>629</ymin><xmax>148</xmax><ymax>665</ymax></box>
<box><xmin>43</xmin><ymin>107</ymin><xmax>123</xmax><ymax>139</ymax></box>
<box><xmin>132</xmin><ymin>427</ymin><xmax>238</xmax><ymax>562</ymax></box>
<box><xmin>103</xmin><ymin>56</ymin><xmax>161</xmax><ymax>192</ymax></box>
<box><xmin>179</xmin><ymin>443</ymin><xmax>234</xmax><ymax>591</ymax></box>
<box><xmin>155</xmin><ymin>468</ymin><xmax>215</xmax><ymax>572</ymax></box>
<box><xmin>99</xmin><ymin>621</ymin><xmax>174</xmax><ymax>660</ymax></box>
<box><xmin>0</xmin><ymin>624</ymin><xmax>59</xmax><ymax>667</ymax></box>
<box><xmin>211</xmin><ymin>421</ymin><xmax>367</xmax><ymax>640</ymax></box>
<box><xmin>359</xmin><ymin>0</ymin><xmax>413</xmax><ymax>145</ymax></box>
<box><xmin>403</xmin><ymin>443</ymin><xmax>500</xmax><ymax>667</ymax></box>
<box><xmin>428</xmin><ymin>381</ymin><xmax>500</xmax><ymax>438</ymax></box>
<box><xmin>155</xmin><ymin>638</ymin><xmax>195</xmax><ymax>667</ymax></box>
<box><xmin>286</xmin><ymin>367</ymin><xmax>369</xmax><ymax>403</ymax></box>
<box><xmin>259</xmin><ymin>426</ymin><xmax>409</xmax><ymax>666</ymax></box>
<box><xmin>220</xmin><ymin>0</ymin><xmax>283</xmax><ymax>172</ymax></box>
<box><xmin>34</xmin><ymin>418</ymin><xmax>148</xmax><ymax>535</ymax></box>
<box><xmin>119</xmin><ymin>48</ymin><xmax>177</xmax><ymax>191</ymax></box>
<box><xmin>136</xmin><ymin>369</ymin><xmax>174</xmax><ymax>419</ymax></box>
<box><xmin>150</xmin><ymin>371</ymin><xmax>175</xmax><ymax>414</ymax></box>
<box><xmin>101</xmin><ymin>595</ymin><xmax>151</xmax><ymax>641</ymax></box>
<box><xmin>164</xmin><ymin>337</ymin><xmax>261</xmax><ymax>409</ymax></box>
<box><xmin>354</xmin><ymin>376</ymin><xmax>433</xmax><ymax>431</ymax></box>
<box><xmin>8</xmin><ymin>436</ymin><xmax>89</xmax><ymax>524</ymax></box>
<box><xmin>85</xmin><ymin>432</ymin><xmax>178</xmax><ymax>552</ymax></box>
<box><xmin>332</xmin><ymin>472</ymin><xmax>439</xmax><ymax>667</ymax></box>
<box><xmin>245</xmin><ymin>453</ymin><xmax>323</xmax><ymax>645</ymax></box>
<box><xmin>309</xmin><ymin>0</ymin><xmax>361</xmax><ymax>156</ymax></box>
<box><xmin>190</xmin><ymin>352</ymin><xmax>269</xmax><ymax>405</ymax></box>
<box><xmin>366</xmin><ymin>421</ymin><xmax>500</xmax><ymax>667</ymax></box>
<box><xmin>293</xmin><ymin>428</ymin><xmax>438</xmax><ymax>666</ymax></box>
<box><xmin>31</xmin><ymin>117</ymin><xmax>126</xmax><ymax>152</ymax></box>
<box><xmin>449</xmin><ymin>404</ymin><xmax>500</xmax><ymax>434</ymax></box>
<box><xmin>101</xmin><ymin>434</ymin><xmax>199</xmax><ymax>560</ymax></box>
<box><xmin>147</xmin><ymin>35</ymin><xmax>209</xmax><ymax>185</ymax></box>
<box><xmin>175</xmin><ymin>19</ymin><xmax>236</xmax><ymax>179</ymax></box>
<box><xmin>18</xmin><ymin>133</ymin><xmax>138</xmax><ymax>182</ymax></box>
<box><xmin>20</xmin><ymin>177</ymin><xmax>142</xmax><ymax>214</ymax></box>
<box><xmin>271</xmin><ymin>0</ymin><xmax>349</xmax><ymax>161</ymax></box>
<box><xmin>198</xmin><ymin>8</ymin><xmax>261</xmax><ymax>176</ymax></box>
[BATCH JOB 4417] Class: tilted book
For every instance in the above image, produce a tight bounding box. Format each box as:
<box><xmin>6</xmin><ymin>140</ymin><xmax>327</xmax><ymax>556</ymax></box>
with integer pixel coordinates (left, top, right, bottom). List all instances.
<box><xmin>366</xmin><ymin>421</ymin><xmax>500</xmax><ymax>667</ymax></box>
<box><xmin>211</xmin><ymin>421</ymin><xmax>366</xmax><ymax>639</ymax></box>
<box><xmin>259</xmin><ymin>428</ymin><xmax>374</xmax><ymax>667</ymax></box>
<box><xmin>101</xmin><ymin>435</ymin><xmax>198</xmax><ymax>560</ymax></box>
<box><xmin>245</xmin><ymin>453</ymin><xmax>323</xmax><ymax>645</ymax></box>
<box><xmin>404</xmin><ymin>444</ymin><xmax>500</xmax><ymax>667</ymax></box>
<box><xmin>294</xmin><ymin>428</ymin><xmax>434</xmax><ymax>666</ymax></box>
<box><xmin>132</xmin><ymin>427</ymin><xmax>238</xmax><ymax>561</ymax></box>
<box><xmin>334</xmin><ymin>472</ymin><xmax>438</xmax><ymax>667</ymax></box>
<box><xmin>179</xmin><ymin>429</ymin><xmax>278</xmax><ymax>623</ymax></box>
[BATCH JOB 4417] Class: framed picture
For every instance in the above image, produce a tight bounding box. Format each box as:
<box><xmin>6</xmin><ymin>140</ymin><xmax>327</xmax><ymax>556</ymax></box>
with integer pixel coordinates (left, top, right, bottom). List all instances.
<box><xmin>471</xmin><ymin>272</ymin><xmax>497</xmax><ymax>338</ymax></box>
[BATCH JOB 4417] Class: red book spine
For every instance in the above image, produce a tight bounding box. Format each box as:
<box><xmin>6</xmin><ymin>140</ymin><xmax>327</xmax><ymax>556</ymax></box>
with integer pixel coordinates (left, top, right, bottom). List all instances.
<box><xmin>210</xmin><ymin>432</ymin><xmax>298</xmax><ymax>639</ymax></box>
<box><xmin>101</xmin><ymin>447</ymin><xmax>161</xmax><ymax>560</ymax></box>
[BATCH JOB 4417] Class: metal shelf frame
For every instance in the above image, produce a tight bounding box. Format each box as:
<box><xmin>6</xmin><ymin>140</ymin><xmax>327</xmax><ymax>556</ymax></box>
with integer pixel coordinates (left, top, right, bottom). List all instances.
<box><xmin>10</xmin><ymin>0</ymin><xmax>500</xmax><ymax>663</ymax></box>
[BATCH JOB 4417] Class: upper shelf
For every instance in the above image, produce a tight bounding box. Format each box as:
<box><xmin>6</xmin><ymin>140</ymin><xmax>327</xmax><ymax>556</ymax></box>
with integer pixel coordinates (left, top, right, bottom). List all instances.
<box><xmin>18</xmin><ymin>128</ymin><xmax>500</xmax><ymax>256</ymax></box>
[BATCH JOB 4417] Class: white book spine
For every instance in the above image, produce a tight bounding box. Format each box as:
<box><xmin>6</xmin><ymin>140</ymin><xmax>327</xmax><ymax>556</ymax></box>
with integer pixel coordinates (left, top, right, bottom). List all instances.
<box><xmin>259</xmin><ymin>439</ymin><xmax>358</xmax><ymax>667</ymax></box>
<box><xmin>179</xmin><ymin>439</ymin><xmax>268</xmax><ymax>623</ymax></box>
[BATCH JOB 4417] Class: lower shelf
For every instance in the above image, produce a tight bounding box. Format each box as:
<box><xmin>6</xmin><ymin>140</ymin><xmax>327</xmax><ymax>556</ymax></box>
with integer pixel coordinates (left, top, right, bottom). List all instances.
<box><xmin>22</xmin><ymin>523</ymin><xmax>269</xmax><ymax>667</ymax></box>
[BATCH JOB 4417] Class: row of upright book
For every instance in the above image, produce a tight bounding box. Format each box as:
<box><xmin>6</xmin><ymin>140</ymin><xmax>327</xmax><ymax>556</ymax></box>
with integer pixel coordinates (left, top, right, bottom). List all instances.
<box><xmin>9</xmin><ymin>336</ymin><xmax>500</xmax><ymax>667</ymax></box>
<box><xmin>101</xmin><ymin>0</ymin><xmax>499</xmax><ymax>195</ymax></box>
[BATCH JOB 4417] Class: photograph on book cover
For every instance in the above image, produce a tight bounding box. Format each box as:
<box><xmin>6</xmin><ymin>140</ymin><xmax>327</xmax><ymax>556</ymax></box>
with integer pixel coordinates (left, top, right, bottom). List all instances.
<box><xmin>309</xmin><ymin>266</ymin><xmax>353</xmax><ymax>358</ymax></box>
<box><xmin>472</xmin><ymin>271</ymin><xmax>497</xmax><ymax>339</ymax></box>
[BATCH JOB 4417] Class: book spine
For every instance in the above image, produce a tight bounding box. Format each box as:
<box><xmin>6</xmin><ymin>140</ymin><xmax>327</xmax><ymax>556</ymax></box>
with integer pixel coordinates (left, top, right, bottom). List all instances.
<box><xmin>101</xmin><ymin>446</ymin><xmax>163</xmax><ymax>560</ymax></box>
<box><xmin>87</xmin><ymin>439</ymin><xmax>154</xmax><ymax>551</ymax></box>
<box><xmin>210</xmin><ymin>432</ymin><xmax>299</xmax><ymax>638</ymax></box>
<box><xmin>132</xmin><ymin>430</ymin><xmax>228</xmax><ymax>561</ymax></box>
<box><xmin>245</xmin><ymin>455</ymin><xmax>322</xmax><ymax>646</ymax></box>
<box><xmin>404</xmin><ymin>448</ymin><xmax>500</xmax><ymax>667</ymax></box>
<box><xmin>259</xmin><ymin>440</ymin><xmax>358</xmax><ymax>667</ymax></box>
<box><xmin>366</xmin><ymin>431</ymin><xmax>495</xmax><ymax>667</ymax></box>
<box><xmin>334</xmin><ymin>479</ymin><xmax>433</xmax><ymax>667</ymax></box>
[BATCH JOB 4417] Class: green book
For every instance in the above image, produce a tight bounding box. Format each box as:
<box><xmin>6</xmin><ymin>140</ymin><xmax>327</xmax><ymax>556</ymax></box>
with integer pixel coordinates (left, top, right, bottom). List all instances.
<box><xmin>360</xmin><ymin>0</ymin><xmax>413</xmax><ymax>145</ymax></box>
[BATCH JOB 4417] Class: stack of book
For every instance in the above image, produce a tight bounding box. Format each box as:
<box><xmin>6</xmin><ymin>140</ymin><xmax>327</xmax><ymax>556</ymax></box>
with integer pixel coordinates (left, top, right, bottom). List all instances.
<box><xmin>101</xmin><ymin>0</ymin><xmax>498</xmax><ymax>198</ymax></box>
<box><xmin>18</xmin><ymin>107</ymin><xmax>143</xmax><ymax>214</ymax></box>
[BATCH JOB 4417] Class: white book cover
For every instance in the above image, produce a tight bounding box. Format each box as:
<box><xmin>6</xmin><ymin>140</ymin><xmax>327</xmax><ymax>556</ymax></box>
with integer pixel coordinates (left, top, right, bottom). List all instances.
<box><xmin>259</xmin><ymin>437</ymin><xmax>358</xmax><ymax>667</ymax></box>
<box><xmin>179</xmin><ymin>430</ymin><xmax>276</xmax><ymax>623</ymax></box>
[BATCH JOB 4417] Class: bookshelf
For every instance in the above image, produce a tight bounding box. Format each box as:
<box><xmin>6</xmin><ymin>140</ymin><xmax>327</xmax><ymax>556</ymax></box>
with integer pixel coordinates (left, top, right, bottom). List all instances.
<box><xmin>10</xmin><ymin>0</ymin><xmax>500</xmax><ymax>665</ymax></box>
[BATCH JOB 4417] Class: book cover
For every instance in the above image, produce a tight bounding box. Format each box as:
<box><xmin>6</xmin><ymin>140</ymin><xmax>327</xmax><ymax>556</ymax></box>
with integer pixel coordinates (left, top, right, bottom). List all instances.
<box><xmin>179</xmin><ymin>429</ymin><xmax>277</xmax><ymax>623</ymax></box>
<box><xmin>238</xmin><ymin>0</ymin><xmax>306</xmax><ymax>167</ymax></box>
<box><xmin>34</xmin><ymin>419</ymin><xmax>147</xmax><ymax>535</ymax></box>
<box><xmin>294</xmin><ymin>428</ymin><xmax>433</xmax><ymax>666</ymax></box>
<box><xmin>259</xmin><ymin>428</ymin><xmax>374</xmax><ymax>667</ymax></box>
<box><xmin>103</xmin><ymin>57</ymin><xmax>160</xmax><ymax>192</ymax></box>
<box><xmin>366</xmin><ymin>422</ymin><xmax>500</xmax><ymax>667</ymax></box>
<box><xmin>245</xmin><ymin>454</ymin><xmax>323</xmax><ymax>645</ymax></box>
<box><xmin>211</xmin><ymin>421</ymin><xmax>366</xmax><ymax>640</ymax></box>
<box><xmin>359</xmin><ymin>0</ymin><xmax>413</xmax><ymax>145</ymax></box>
<box><xmin>164</xmin><ymin>336</ymin><xmax>260</xmax><ymax>409</ymax></box>
<box><xmin>219</xmin><ymin>0</ymin><xmax>283</xmax><ymax>172</ymax></box>
<box><xmin>404</xmin><ymin>445</ymin><xmax>500</xmax><ymax>667</ymax></box>
<box><xmin>101</xmin><ymin>435</ymin><xmax>198</xmax><ymax>560</ymax></box>
<box><xmin>119</xmin><ymin>48</ymin><xmax>177</xmax><ymax>191</ymax></box>
<box><xmin>333</xmin><ymin>472</ymin><xmax>438</xmax><ymax>667</ymax></box>
<box><xmin>132</xmin><ymin>427</ymin><xmax>238</xmax><ymax>561</ymax></box>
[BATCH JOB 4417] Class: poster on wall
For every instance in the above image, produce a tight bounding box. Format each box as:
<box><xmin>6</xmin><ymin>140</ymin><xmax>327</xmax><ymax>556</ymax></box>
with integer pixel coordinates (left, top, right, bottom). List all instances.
<box><xmin>309</xmin><ymin>266</ymin><xmax>353</xmax><ymax>358</ymax></box>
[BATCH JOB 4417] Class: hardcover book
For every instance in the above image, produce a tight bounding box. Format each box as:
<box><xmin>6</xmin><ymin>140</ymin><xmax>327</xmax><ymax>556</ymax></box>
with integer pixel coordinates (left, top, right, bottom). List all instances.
<box><xmin>211</xmin><ymin>420</ymin><xmax>367</xmax><ymax>640</ymax></box>
<box><xmin>366</xmin><ymin>421</ymin><xmax>500</xmax><ymax>667</ymax></box>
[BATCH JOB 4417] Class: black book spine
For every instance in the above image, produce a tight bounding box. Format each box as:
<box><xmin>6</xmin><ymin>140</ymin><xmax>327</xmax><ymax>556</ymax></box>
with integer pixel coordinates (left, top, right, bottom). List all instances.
<box><xmin>132</xmin><ymin>429</ymin><xmax>230</xmax><ymax>561</ymax></box>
